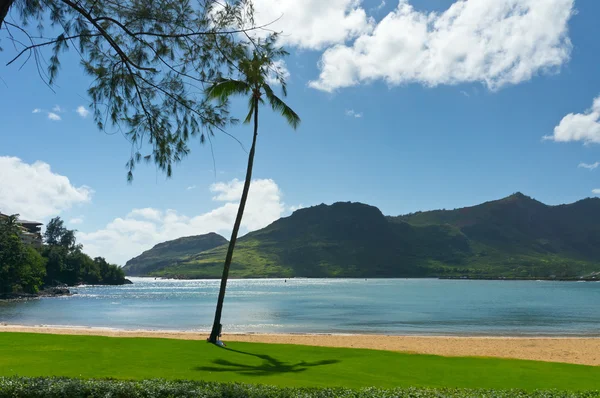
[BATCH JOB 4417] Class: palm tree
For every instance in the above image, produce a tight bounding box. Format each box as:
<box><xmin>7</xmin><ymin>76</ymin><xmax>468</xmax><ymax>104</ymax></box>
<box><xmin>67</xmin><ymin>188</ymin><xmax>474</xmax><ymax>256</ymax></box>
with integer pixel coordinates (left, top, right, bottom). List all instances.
<box><xmin>0</xmin><ymin>214</ymin><xmax>21</xmax><ymax>236</ymax></box>
<box><xmin>205</xmin><ymin>46</ymin><xmax>300</xmax><ymax>344</ymax></box>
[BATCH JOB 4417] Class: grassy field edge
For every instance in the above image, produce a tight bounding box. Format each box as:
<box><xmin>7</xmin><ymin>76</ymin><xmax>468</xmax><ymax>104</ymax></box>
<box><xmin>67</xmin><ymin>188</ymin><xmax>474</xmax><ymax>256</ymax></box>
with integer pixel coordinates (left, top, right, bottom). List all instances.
<box><xmin>1</xmin><ymin>332</ymin><xmax>599</xmax><ymax>391</ymax></box>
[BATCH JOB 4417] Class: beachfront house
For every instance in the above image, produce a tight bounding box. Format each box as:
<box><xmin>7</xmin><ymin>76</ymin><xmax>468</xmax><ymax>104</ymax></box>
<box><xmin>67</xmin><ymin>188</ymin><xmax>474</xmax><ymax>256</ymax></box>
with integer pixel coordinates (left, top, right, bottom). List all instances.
<box><xmin>0</xmin><ymin>212</ymin><xmax>43</xmax><ymax>247</ymax></box>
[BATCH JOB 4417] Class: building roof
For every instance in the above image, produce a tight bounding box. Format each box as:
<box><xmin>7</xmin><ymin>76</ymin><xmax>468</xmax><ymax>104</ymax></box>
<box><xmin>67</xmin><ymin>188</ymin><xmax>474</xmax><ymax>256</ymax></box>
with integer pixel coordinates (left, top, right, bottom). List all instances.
<box><xmin>18</xmin><ymin>220</ymin><xmax>43</xmax><ymax>226</ymax></box>
<box><xmin>0</xmin><ymin>213</ymin><xmax>43</xmax><ymax>226</ymax></box>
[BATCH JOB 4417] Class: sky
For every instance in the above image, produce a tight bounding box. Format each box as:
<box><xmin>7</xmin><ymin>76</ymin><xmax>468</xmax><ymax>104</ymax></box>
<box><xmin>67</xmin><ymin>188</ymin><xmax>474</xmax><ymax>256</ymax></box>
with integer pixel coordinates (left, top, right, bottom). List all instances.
<box><xmin>1</xmin><ymin>0</ymin><xmax>600</xmax><ymax>265</ymax></box>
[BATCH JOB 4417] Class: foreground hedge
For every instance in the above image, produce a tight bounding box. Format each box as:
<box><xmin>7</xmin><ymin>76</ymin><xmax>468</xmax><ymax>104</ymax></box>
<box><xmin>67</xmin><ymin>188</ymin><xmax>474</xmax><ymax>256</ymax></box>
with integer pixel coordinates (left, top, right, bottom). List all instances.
<box><xmin>0</xmin><ymin>378</ymin><xmax>599</xmax><ymax>398</ymax></box>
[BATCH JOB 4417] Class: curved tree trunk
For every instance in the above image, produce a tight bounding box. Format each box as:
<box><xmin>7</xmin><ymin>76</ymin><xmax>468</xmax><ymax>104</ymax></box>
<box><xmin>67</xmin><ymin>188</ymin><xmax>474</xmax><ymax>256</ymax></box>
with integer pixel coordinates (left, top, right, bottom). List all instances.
<box><xmin>208</xmin><ymin>95</ymin><xmax>259</xmax><ymax>344</ymax></box>
<box><xmin>0</xmin><ymin>0</ymin><xmax>15</xmax><ymax>29</ymax></box>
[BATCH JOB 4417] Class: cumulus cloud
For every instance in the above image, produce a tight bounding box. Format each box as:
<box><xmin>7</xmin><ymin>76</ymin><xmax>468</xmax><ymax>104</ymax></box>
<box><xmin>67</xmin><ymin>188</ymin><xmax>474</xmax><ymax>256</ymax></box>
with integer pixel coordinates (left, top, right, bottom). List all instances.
<box><xmin>52</xmin><ymin>105</ymin><xmax>64</xmax><ymax>113</ymax></box>
<box><xmin>579</xmin><ymin>162</ymin><xmax>599</xmax><ymax>170</ymax></box>
<box><xmin>546</xmin><ymin>96</ymin><xmax>600</xmax><ymax>144</ymax></box>
<box><xmin>309</xmin><ymin>0</ymin><xmax>574</xmax><ymax>92</ymax></box>
<box><xmin>127</xmin><ymin>208</ymin><xmax>163</xmax><ymax>222</ymax></box>
<box><xmin>78</xmin><ymin>178</ymin><xmax>293</xmax><ymax>265</ymax></box>
<box><xmin>593</xmin><ymin>189</ymin><xmax>600</xmax><ymax>195</ymax></box>
<box><xmin>47</xmin><ymin>112</ymin><xmax>61</xmax><ymax>121</ymax></box>
<box><xmin>0</xmin><ymin>156</ymin><xmax>92</xmax><ymax>221</ymax></box>
<box><xmin>69</xmin><ymin>217</ymin><xmax>84</xmax><ymax>225</ymax></box>
<box><xmin>76</xmin><ymin>106</ymin><xmax>90</xmax><ymax>118</ymax></box>
<box><xmin>345</xmin><ymin>109</ymin><xmax>363</xmax><ymax>118</ymax></box>
<box><xmin>288</xmin><ymin>204</ymin><xmax>304</xmax><ymax>213</ymax></box>
<box><xmin>186</xmin><ymin>185</ymin><xmax>197</xmax><ymax>191</ymax></box>
<box><xmin>250</xmin><ymin>0</ymin><xmax>373</xmax><ymax>50</ymax></box>
<box><xmin>32</xmin><ymin>108</ymin><xmax>41</xmax><ymax>113</ymax></box>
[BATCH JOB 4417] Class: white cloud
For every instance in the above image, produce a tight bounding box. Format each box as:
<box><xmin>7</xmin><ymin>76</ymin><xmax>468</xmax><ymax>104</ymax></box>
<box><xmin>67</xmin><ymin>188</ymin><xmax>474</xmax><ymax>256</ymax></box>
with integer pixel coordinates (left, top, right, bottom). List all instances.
<box><xmin>47</xmin><ymin>112</ymin><xmax>61</xmax><ymax>121</ymax></box>
<box><xmin>578</xmin><ymin>162</ymin><xmax>599</xmax><ymax>170</ymax></box>
<box><xmin>309</xmin><ymin>0</ymin><xmax>574</xmax><ymax>92</ymax></box>
<box><xmin>76</xmin><ymin>106</ymin><xmax>90</xmax><ymax>118</ymax></box>
<box><xmin>0</xmin><ymin>156</ymin><xmax>92</xmax><ymax>221</ymax></box>
<box><xmin>265</xmin><ymin>60</ymin><xmax>291</xmax><ymax>86</ymax></box>
<box><xmin>593</xmin><ymin>189</ymin><xmax>600</xmax><ymax>195</ymax></box>
<box><xmin>345</xmin><ymin>109</ymin><xmax>363</xmax><ymax>118</ymax></box>
<box><xmin>78</xmin><ymin>178</ymin><xmax>293</xmax><ymax>265</ymax></box>
<box><xmin>187</xmin><ymin>185</ymin><xmax>197</xmax><ymax>191</ymax></box>
<box><xmin>210</xmin><ymin>180</ymin><xmax>244</xmax><ymax>202</ymax></box>
<box><xmin>250</xmin><ymin>0</ymin><xmax>373</xmax><ymax>50</ymax></box>
<box><xmin>546</xmin><ymin>96</ymin><xmax>600</xmax><ymax>144</ymax></box>
<box><xmin>460</xmin><ymin>90</ymin><xmax>470</xmax><ymax>98</ymax></box>
<box><xmin>127</xmin><ymin>208</ymin><xmax>163</xmax><ymax>222</ymax></box>
<box><xmin>69</xmin><ymin>217</ymin><xmax>84</xmax><ymax>225</ymax></box>
<box><xmin>288</xmin><ymin>204</ymin><xmax>304</xmax><ymax>213</ymax></box>
<box><xmin>33</xmin><ymin>106</ymin><xmax>67</xmax><ymax>121</ymax></box>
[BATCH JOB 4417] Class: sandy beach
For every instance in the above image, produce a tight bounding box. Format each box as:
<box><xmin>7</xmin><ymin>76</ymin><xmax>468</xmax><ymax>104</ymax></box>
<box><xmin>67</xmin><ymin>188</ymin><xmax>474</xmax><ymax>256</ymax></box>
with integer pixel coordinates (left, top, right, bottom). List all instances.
<box><xmin>1</xmin><ymin>324</ymin><xmax>599</xmax><ymax>366</ymax></box>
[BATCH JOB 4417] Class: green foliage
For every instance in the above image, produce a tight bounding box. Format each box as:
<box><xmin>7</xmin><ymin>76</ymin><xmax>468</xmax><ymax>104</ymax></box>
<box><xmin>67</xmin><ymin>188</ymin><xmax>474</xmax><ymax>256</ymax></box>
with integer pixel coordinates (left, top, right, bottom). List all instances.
<box><xmin>0</xmin><ymin>215</ymin><xmax>46</xmax><ymax>294</ymax></box>
<box><xmin>126</xmin><ymin>195</ymin><xmax>600</xmax><ymax>279</ymax></box>
<box><xmin>2</xmin><ymin>333</ymin><xmax>600</xmax><ymax>390</ymax></box>
<box><xmin>94</xmin><ymin>256</ymin><xmax>126</xmax><ymax>285</ymax></box>
<box><xmin>43</xmin><ymin>217</ymin><xmax>64</xmax><ymax>247</ymax></box>
<box><xmin>1</xmin><ymin>378</ymin><xmax>599</xmax><ymax>398</ymax></box>
<box><xmin>43</xmin><ymin>218</ymin><xmax>78</xmax><ymax>251</ymax></box>
<box><xmin>1</xmin><ymin>214</ymin><xmax>124</xmax><ymax>293</ymax></box>
<box><xmin>123</xmin><ymin>233</ymin><xmax>228</xmax><ymax>276</ymax></box>
<box><xmin>42</xmin><ymin>217</ymin><xmax>125</xmax><ymax>286</ymax></box>
<box><xmin>2</xmin><ymin>0</ymin><xmax>262</xmax><ymax>179</ymax></box>
<box><xmin>206</xmin><ymin>40</ymin><xmax>300</xmax><ymax>130</ymax></box>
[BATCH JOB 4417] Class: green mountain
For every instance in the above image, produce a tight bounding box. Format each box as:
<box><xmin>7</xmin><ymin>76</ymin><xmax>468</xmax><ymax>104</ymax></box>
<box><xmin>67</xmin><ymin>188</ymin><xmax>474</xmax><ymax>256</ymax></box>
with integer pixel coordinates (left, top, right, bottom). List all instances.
<box><xmin>392</xmin><ymin>192</ymin><xmax>600</xmax><ymax>278</ymax></box>
<box><xmin>125</xmin><ymin>193</ymin><xmax>600</xmax><ymax>280</ymax></box>
<box><xmin>122</xmin><ymin>233</ymin><xmax>228</xmax><ymax>276</ymax></box>
<box><xmin>159</xmin><ymin>202</ymin><xmax>470</xmax><ymax>278</ymax></box>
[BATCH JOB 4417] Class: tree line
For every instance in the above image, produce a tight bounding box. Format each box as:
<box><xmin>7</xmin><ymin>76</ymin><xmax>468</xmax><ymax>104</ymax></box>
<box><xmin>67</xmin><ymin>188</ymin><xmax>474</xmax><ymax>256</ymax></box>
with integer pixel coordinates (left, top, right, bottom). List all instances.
<box><xmin>0</xmin><ymin>216</ymin><xmax>125</xmax><ymax>295</ymax></box>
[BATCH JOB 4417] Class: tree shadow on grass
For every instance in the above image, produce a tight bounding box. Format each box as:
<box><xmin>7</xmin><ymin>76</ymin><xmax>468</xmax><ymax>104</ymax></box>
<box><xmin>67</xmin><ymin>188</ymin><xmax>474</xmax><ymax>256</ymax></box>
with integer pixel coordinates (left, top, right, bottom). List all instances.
<box><xmin>195</xmin><ymin>346</ymin><xmax>340</xmax><ymax>376</ymax></box>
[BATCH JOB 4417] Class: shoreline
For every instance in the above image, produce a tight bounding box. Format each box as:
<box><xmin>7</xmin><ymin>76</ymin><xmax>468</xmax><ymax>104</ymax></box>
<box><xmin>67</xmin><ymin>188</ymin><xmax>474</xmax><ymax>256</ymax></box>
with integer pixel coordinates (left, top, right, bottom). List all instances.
<box><xmin>2</xmin><ymin>324</ymin><xmax>599</xmax><ymax>366</ymax></box>
<box><xmin>130</xmin><ymin>276</ymin><xmax>600</xmax><ymax>282</ymax></box>
<box><xmin>4</xmin><ymin>322</ymin><xmax>600</xmax><ymax>338</ymax></box>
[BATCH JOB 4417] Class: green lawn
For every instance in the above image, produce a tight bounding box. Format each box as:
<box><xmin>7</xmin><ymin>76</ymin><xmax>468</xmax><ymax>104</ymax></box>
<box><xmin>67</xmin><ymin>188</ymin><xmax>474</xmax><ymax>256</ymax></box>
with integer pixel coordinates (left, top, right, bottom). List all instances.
<box><xmin>1</xmin><ymin>332</ymin><xmax>599</xmax><ymax>390</ymax></box>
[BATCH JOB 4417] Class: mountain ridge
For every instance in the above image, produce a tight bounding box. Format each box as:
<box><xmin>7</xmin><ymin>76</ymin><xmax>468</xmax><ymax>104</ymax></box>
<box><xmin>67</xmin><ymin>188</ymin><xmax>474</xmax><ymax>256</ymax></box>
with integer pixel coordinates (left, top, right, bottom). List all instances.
<box><xmin>123</xmin><ymin>193</ymin><xmax>600</xmax><ymax>280</ymax></box>
<box><xmin>123</xmin><ymin>232</ymin><xmax>228</xmax><ymax>276</ymax></box>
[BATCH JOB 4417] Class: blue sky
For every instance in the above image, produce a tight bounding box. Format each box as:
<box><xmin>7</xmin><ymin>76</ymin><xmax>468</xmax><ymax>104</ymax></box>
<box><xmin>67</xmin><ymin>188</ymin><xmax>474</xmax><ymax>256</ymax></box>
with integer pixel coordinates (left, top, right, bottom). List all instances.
<box><xmin>1</xmin><ymin>0</ymin><xmax>600</xmax><ymax>264</ymax></box>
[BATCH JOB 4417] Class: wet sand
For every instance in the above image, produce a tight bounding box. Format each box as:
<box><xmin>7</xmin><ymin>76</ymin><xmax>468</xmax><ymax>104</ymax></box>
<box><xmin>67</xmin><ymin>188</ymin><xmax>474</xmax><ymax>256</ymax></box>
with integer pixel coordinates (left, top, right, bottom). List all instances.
<box><xmin>1</xmin><ymin>324</ymin><xmax>599</xmax><ymax>366</ymax></box>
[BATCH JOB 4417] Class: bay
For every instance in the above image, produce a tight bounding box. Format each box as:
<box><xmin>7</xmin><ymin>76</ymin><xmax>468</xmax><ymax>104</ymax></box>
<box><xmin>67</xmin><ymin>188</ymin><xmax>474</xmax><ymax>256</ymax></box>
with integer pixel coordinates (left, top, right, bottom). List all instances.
<box><xmin>1</xmin><ymin>277</ymin><xmax>599</xmax><ymax>336</ymax></box>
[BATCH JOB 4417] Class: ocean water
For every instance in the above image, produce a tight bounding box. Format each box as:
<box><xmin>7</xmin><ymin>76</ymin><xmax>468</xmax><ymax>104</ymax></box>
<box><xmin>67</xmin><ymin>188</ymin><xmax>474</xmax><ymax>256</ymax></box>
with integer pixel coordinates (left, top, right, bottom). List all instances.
<box><xmin>1</xmin><ymin>278</ymin><xmax>599</xmax><ymax>336</ymax></box>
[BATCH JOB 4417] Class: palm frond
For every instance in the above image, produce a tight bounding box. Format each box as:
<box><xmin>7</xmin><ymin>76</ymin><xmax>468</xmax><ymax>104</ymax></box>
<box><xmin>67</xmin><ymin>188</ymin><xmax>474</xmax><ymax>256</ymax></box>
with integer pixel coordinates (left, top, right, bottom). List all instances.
<box><xmin>206</xmin><ymin>79</ymin><xmax>250</xmax><ymax>104</ymax></box>
<box><xmin>263</xmin><ymin>85</ymin><xmax>300</xmax><ymax>129</ymax></box>
<box><xmin>244</xmin><ymin>96</ymin><xmax>257</xmax><ymax>124</ymax></box>
<box><xmin>280</xmin><ymin>80</ymin><xmax>288</xmax><ymax>97</ymax></box>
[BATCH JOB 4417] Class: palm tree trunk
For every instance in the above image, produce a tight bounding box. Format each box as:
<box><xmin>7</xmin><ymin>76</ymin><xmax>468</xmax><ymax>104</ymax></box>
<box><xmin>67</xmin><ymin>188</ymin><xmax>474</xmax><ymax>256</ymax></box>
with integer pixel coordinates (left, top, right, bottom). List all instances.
<box><xmin>208</xmin><ymin>96</ymin><xmax>259</xmax><ymax>344</ymax></box>
<box><xmin>0</xmin><ymin>0</ymin><xmax>14</xmax><ymax>29</ymax></box>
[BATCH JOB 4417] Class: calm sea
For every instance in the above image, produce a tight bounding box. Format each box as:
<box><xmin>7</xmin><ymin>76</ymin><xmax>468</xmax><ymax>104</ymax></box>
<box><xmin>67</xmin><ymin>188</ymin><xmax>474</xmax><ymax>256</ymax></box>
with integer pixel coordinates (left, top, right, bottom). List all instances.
<box><xmin>1</xmin><ymin>278</ymin><xmax>599</xmax><ymax>336</ymax></box>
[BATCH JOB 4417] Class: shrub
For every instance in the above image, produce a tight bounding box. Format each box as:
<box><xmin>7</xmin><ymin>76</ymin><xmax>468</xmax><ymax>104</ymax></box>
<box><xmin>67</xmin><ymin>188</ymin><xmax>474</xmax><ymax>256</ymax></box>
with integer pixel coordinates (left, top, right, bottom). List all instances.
<box><xmin>0</xmin><ymin>377</ymin><xmax>599</xmax><ymax>398</ymax></box>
